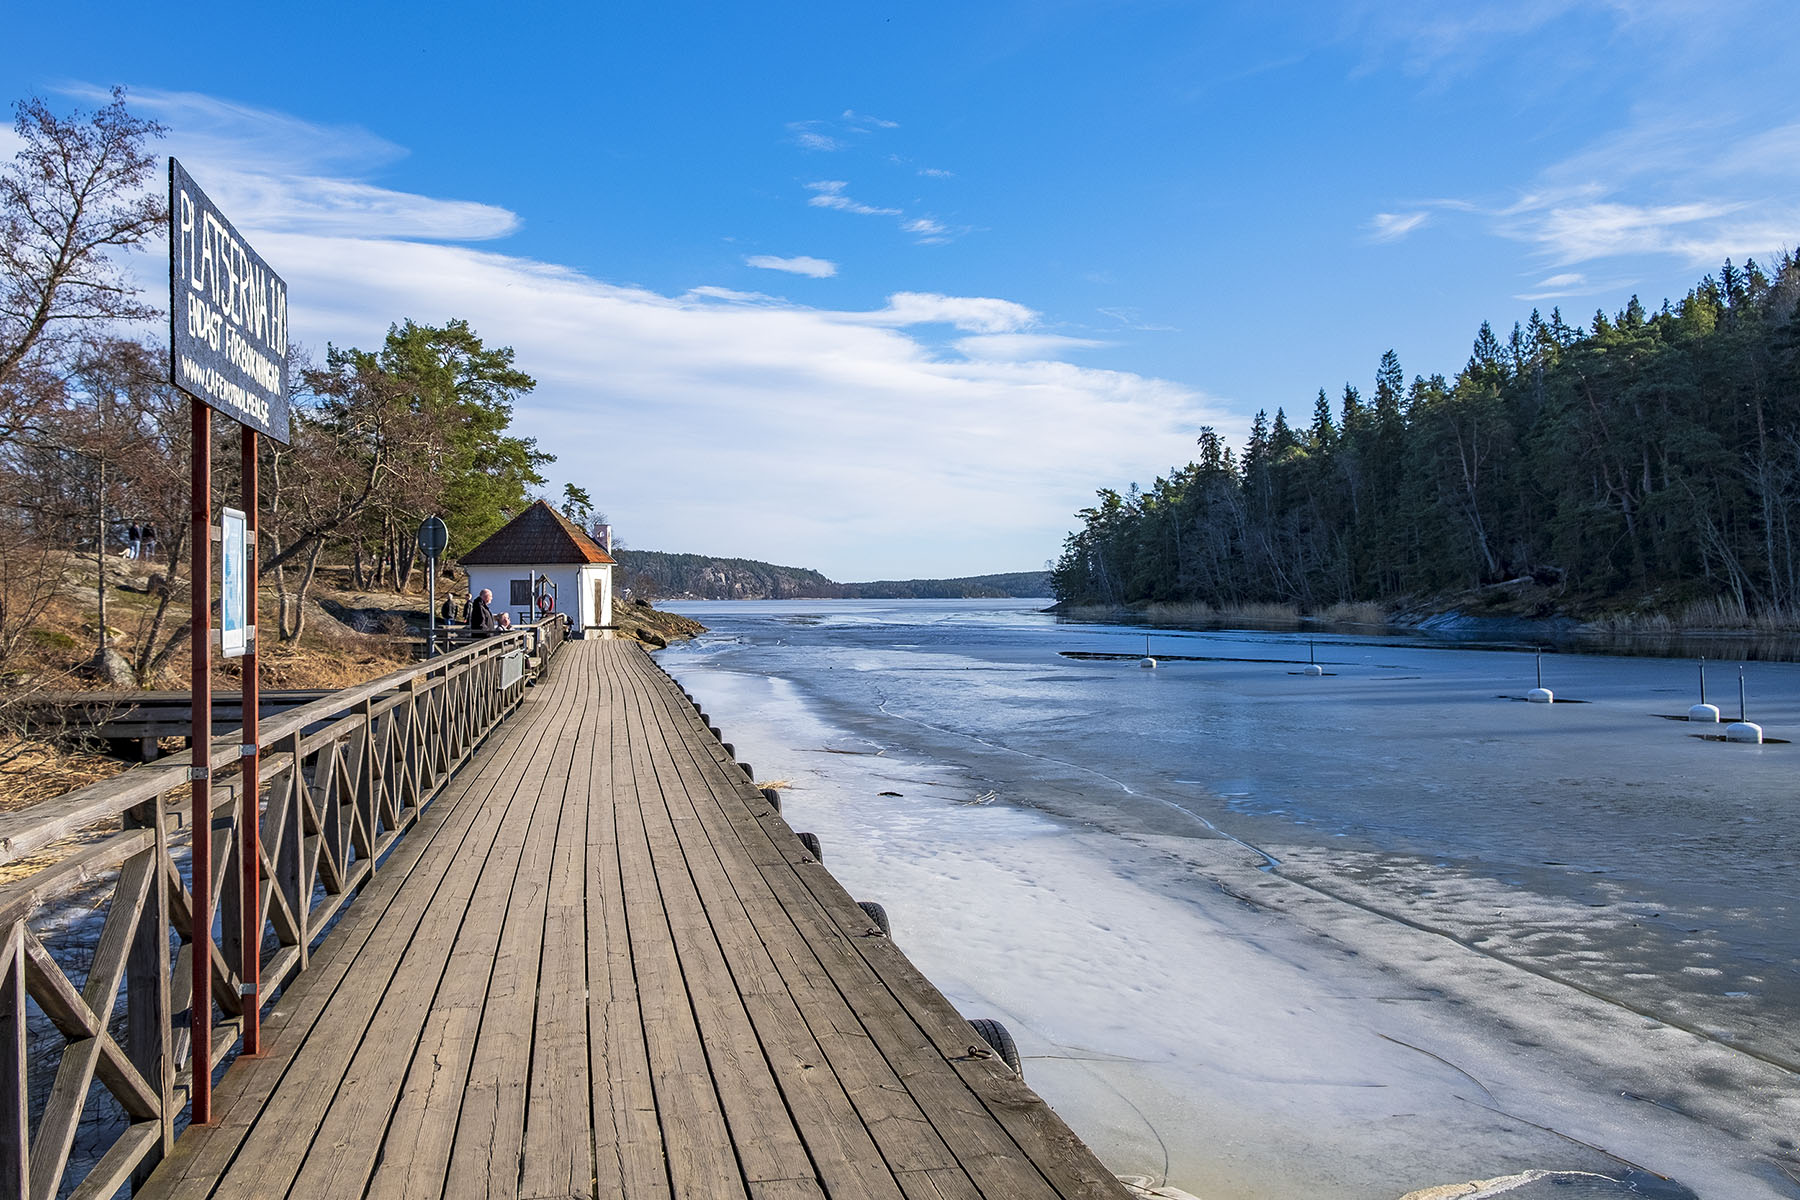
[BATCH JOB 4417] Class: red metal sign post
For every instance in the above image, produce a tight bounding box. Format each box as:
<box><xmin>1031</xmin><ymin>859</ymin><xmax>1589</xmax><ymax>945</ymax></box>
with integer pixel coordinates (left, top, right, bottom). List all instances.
<box><xmin>170</xmin><ymin>158</ymin><xmax>290</xmax><ymax>1123</ymax></box>
<box><xmin>240</xmin><ymin>429</ymin><xmax>260</xmax><ymax>1059</ymax></box>
<box><xmin>188</xmin><ymin>402</ymin><xmax>212</xmax><ymax>1122</ymax></box>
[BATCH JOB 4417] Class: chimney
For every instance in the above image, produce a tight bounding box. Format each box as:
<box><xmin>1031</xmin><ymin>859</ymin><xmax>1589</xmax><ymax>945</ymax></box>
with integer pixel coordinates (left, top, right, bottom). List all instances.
<box><xmin>598</xmin><ymin>523</ymin><xmax>613</xmax><ymax>553</ymax></box>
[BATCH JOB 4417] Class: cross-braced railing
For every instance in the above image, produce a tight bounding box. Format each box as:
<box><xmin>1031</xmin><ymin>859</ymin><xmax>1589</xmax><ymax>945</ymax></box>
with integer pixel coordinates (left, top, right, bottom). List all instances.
<box><xmin>0</xmin><ymin>620</ymin><xmax>567</xmax><ymax>1199</ymax></box>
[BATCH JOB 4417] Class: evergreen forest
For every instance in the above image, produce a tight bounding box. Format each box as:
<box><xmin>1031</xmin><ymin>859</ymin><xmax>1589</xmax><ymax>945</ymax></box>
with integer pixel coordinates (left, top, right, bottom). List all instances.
<box><xmin>1050</xmin><ymin>257</ymin><xmax>1800</xmax><ymax>621</ymax></box>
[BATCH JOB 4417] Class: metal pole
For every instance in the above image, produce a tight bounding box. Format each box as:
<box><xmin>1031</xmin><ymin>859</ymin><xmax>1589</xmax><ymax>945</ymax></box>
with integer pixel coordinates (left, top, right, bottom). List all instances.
<box><xmin>189</xmin><ymin>401</ymin><xmax>213</xmax><ymax>1123</ymax></box>
<box><xmin>1699</xmin><ymin>657</ymin><xmax>1707</xmax><ymax>705</ymax></box>
<box><xmin>239</xmin><ymin>429</ymin><xmax>260</xmax><ymax>1057</ymax></box>
<box><xmin>428</xmin><ymin>554</ymin><xmax>437</xmax><ymax>658</ymax></box>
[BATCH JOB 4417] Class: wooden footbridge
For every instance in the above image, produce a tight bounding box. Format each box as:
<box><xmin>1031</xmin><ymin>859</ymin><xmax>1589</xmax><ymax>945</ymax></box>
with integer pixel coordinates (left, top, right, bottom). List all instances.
<box><xmin>0</xmin><ymin>627</ymin><xmax>1128</xmax><ymax>1199</ymax></box>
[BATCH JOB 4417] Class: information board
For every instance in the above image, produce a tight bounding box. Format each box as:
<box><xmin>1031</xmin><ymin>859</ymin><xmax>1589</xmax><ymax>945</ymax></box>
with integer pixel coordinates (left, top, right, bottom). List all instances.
<box><xmin>221</xmin><ymin>507</ymin><xmax>248</xmax><ymax>658</ymax></box>
<box><xmin>168</xmin><ymin>158</ymin><xmax>291</xmax><ymax>444</ymax></box>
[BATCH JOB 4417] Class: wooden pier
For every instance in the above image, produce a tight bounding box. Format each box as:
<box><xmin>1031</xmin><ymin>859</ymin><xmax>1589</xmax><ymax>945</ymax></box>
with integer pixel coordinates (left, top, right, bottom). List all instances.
<box><xmin>4</xmin><ymin>634</ymin><xmax>1126</xmax><ymax>1199</ymax></box>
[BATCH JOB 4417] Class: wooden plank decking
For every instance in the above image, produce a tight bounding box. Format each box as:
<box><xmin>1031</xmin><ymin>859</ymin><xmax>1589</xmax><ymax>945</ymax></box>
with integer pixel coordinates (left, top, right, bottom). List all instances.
<box><xmin>139</xmin><ymin>638</ymin><xmax>1127</xmax><ymax>1199</ymax></box>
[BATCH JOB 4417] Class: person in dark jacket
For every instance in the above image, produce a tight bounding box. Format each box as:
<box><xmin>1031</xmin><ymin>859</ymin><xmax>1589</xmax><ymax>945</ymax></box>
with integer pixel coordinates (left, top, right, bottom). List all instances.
<box><xmin>469</xmin><ymin>588</ymin><xmax>495</xmax><ymax>635</ymax></box>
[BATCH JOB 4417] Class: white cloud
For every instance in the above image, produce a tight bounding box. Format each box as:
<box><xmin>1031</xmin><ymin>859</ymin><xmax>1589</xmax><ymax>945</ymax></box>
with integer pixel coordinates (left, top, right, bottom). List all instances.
<box><xmin>1342</xmin><ymin>0</ymin><xmax>1745</xmax><ymax>77</ymax></box>
<box><xmin>842</xmin><ymin>109</ymin><xmax>899</xmax><ymax>130</ymax></box>
<box><xmin>847</xmin><ymin>293</ymin><xmax>1039</xmax><ymax>334</ymax></box>
<box><xmin>1368</xmin><ymin>211</ymin><xmax>1428</xmax><ymax>242</ymax></box>
<box><xmin>67</xmin><ymin>84</ymin><xmax>405</xmax><ymax>176</ymax></box>
<box><xmin>1512</xmin><ymin>271</ymin><xmax>1620</xmax><ymax>301</ymax></box>
<box><xmin>192</xmin><ymin>173</ymin><xmax>518</xmax><ymax>240</ymax></box>
<box><xmin>1506</xmin><ymin>199</ymin><xmax>1758</xmax><ymax>265</ymax></box>
<box><xmin>902</xmin><ymin>216</ymin><xmax>950</xmax><ymax>243</ymax></box>
<box><xmin>805</xmin><ymin>179</ymin><xmax>902</xmax><ymax>217</ymax></box>
<box><xmin>744</xmin><ymin>254</ymin><xmax>839</xmax><ymax>278</ymax></box>
<box><xmin>61</xmin><ymin>85</ymin><xmax>518</xmax><ymax>242</ymax></box>
<box><xmin>918</xmin><ymin>166</ymin><xmax>955</xmax><ymax>178</ymax></box>
<box><xmin>954</xmin><ymin>334</ymin><xmax>1108</xmax><ymax>361</ymax></box>
<box><xmin>793</xmin><ymin>131</ymin><xmax>841</xmax><ymax>152</ymax></box>
<box><xmin>802</xmin><ymin>184</ymin><xmax>965</xmax><ymax>244</ymax></box>
<box><xmin>1097</xmin><ymin>307</ymin><xmax>1178</xmax><ymax>332</ymax></box>
<box><xmin>683</xmin><ymin>285</ymin><xmax>780</xmax><ymax>304</ymax></box>
<box><xmin>789</xmin><ymin>111</ymin><xmax>898</xmax><ymax>151</ymax></box>
<box><xmin>1389</xmin><ymin>110</ymin><xmax>1800</xmax><ymax>272</ymax></box>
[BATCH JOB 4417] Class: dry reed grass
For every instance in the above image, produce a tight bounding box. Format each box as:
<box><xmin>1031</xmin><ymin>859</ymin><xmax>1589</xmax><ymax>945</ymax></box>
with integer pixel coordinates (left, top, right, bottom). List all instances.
<box><xmin>1585</xmin><ymin>596</ymin><xmax>1800</xmax><ymax>634</ymax></box>
<box><xmin>1141</xmin><ymin>601</ymin><xmax>1216</xmax><ymax>623</ymax></box>
<box><xmin>0</xmin><ymin>736</ymin><xmax>121</xmax><ymax>817</ymax></box>
<box><xmin>1142</xmin><ymin>600</ymin><xmax>1304</xmax><ymax>626</ymax></box>
<box><xmin>1219</xmin><ymin>602</ymin><xmax>1303</xmax><ymax>625</ymax></box>
<box><xmin>1055</xmin><ymin>604</ymin><xmax>1126</xmax><ymax>621</ymax></box>
<box><xmin>1315</xmin><ymin>601</ymin><xmax>1390</xmax><ymax>626</ymax></box>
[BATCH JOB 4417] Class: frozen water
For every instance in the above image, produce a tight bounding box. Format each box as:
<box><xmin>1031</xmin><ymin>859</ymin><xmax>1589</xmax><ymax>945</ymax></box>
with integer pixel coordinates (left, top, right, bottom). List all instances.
<box><xmin>661</xmin><ymin>599</ymin><xmax>1800</xmax><ymax>1200</ymax></box>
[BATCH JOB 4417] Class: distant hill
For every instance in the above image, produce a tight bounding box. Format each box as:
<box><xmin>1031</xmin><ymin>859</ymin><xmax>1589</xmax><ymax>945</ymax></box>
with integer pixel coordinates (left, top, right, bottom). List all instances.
<box><xmin>841</xmin><ymin>571</ymin><xmax>1050</xmax><ymax>599</ymax></box>
<box><xmin>610</xmin><ymin>551</ymin><xmax>839</xmax><ymax>600</ymax></box>
<box><xmin>612</xmin><ymin>550</ymin><xmax>1047</xmax><ymax>601</ymax></box>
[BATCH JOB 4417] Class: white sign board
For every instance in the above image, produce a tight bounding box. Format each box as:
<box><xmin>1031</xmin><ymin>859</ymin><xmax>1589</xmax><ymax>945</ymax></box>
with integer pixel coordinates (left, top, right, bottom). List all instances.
<box><xmin>221</xmin><ymin>507</ymin><xmax>248</xmax><ymax>658</ymax></box>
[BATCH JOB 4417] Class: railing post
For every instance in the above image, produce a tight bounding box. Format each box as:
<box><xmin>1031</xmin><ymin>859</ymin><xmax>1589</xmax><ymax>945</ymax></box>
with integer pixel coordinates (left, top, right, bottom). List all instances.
<box><xmin>218</xmin><ymin>785</ymin><xmax>242</xmax><ymax>985</ymax></box>
<box><xmin>127</xmin><ymin>794</ymin><xmax>174</xmax><ymax>1184</ymax></box>
<box><xmin>358</xmin><ymin>699</ymin><xmax>377</xmax><ymax>873</ymax></box>
<box><xmin>278</xmin><ymin>733</ymin><xmax>307</xmax><ymax>969</ymax></box>
<box><xmin>0</xmin><ymin>926</ymin><xmax>28</xmax><ymax>1200</ymax></box>
<box><xmin>401</xmin><ymin>678</ymin><xmax>420</xmax><ymax>811</ymax></box>
<box><xmin>323</xmin><ymin>744</ymin><xmax>346</xmax><ymax>896</ymax></box>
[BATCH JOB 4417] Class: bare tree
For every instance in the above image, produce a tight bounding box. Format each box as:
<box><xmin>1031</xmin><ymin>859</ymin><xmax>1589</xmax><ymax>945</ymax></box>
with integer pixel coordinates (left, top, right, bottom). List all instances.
<box><xmin>0</xmin><ymin>90</ymin><xmax>167</xmax><ymax>680</ymax></box>
<box><xmin>0</xmin><ymin>88</ymin><xmax>165</xmax><ymax>391</ymax></box>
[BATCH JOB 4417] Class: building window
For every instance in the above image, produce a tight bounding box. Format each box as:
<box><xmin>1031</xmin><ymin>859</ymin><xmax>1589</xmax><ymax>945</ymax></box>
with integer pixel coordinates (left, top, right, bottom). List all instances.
<box><xmin>509</xmin><ymin>579</ymin><xmax>531</xmax><ymax>606</ymax></box>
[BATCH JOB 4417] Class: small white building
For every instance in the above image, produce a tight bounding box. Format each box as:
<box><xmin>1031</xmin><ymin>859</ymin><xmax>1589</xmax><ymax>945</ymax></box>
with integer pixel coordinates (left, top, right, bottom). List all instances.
<box><xmin>458</xmin><ymin>500</ymin><xmax>616</xmax><ymax>632</ymax></box>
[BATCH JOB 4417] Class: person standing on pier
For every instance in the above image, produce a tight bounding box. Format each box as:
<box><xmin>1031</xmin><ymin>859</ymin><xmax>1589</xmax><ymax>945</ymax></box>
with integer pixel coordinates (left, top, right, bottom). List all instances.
<box><xmin>469</xmin><ymin>588</ymin><xmax>496</xmax><ymax>636</ymax></box>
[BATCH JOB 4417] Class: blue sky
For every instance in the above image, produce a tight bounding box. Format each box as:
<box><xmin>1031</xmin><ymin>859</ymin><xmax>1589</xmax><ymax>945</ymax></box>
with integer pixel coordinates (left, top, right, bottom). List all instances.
<box><xmin>6</xmin><ymin>1</ymin><xmax>1799</xmax><ymax>579</ymax></box>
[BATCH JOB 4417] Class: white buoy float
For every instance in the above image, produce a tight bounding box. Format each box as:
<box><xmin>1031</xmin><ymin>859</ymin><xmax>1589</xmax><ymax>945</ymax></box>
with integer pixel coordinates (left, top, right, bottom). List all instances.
<box><xmin>1140</xmin><ymin>634</ymin><xmax>1156</xmax><ymax>669</ymax></box>
<box><xmin>1688</xmin><ymin>657</ymin><xmax>1720</xmax><ymax>722</ymax></box>
<box><xmin>1726</xmin><ymin>667</ymin><xmax>1763</xmax><ymax>742</ymax></box>
<box><xmin>1303</xmin><ymin>640</ymin><xmax>1323</xmax><ymax>676</ymax></box>
<box><xmin>1526</xmin><ymin>651</ymin><xmax>1554</xmax><ymax>703</ymax></box>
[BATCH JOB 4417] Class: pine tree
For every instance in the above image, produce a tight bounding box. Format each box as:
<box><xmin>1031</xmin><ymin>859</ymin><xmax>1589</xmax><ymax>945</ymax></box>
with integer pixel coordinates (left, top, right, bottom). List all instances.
<box><xmin>1310</xmin><ymin>389</ymin><xmax>1336</xmax><ymax>450</ymax></box>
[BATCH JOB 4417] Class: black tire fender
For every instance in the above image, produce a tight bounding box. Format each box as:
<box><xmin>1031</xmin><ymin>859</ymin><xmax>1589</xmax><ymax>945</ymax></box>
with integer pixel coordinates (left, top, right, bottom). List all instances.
<box><xmin>968</xmin><ymin>1018</ymin><xmax>1022</xmax><ymax>1076</ymax></box>
<box><xmin>856</xmin><ymin>901</ymin><xmax>891</xmax><ymax>937</ymax></box>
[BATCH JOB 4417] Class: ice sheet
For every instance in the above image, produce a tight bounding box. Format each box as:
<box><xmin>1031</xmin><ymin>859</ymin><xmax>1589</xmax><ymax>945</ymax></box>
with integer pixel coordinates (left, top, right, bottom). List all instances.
<box><xmin>660</xmin><ymin>601</ymin><xmax>1800</xmax><ymax>1199</ymax></box>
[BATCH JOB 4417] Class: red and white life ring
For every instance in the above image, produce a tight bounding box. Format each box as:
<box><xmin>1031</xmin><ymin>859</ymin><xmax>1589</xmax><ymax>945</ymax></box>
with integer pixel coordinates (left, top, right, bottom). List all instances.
<box><xmin>537</xmin><ymin>593</ymin><xmax>555</xmax><ymax>615</ymax></box>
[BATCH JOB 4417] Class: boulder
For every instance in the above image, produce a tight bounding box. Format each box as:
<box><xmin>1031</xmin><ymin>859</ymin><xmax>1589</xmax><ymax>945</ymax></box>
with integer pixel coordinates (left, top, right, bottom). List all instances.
<box><xmin>81</xmin><ymin>647</ymin><xmax>136</xmax><ymax>687</ymax></box>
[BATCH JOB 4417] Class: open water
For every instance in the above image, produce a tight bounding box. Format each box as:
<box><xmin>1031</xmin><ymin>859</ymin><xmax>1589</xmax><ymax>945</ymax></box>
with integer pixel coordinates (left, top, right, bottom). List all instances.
<box><xmin>660</xmin><ymin>599</ymin><xmax>1800</xmax><ymax>1200</ymax></box>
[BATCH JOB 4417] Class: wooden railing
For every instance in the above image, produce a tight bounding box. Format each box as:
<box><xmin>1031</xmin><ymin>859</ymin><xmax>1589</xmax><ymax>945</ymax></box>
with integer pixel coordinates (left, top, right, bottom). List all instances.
<box><xmin>0</xmin><ymin>620</ymin><xmax>567</xmax><ymax>1198</ymax></box>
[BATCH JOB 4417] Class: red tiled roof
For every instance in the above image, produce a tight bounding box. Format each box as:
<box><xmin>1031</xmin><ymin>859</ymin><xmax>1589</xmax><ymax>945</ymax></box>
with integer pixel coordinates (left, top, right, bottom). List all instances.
<box><xmin>457</xmin><ymin>500</ymin><xmax>616</xmax><ymax>565</ymax></box>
